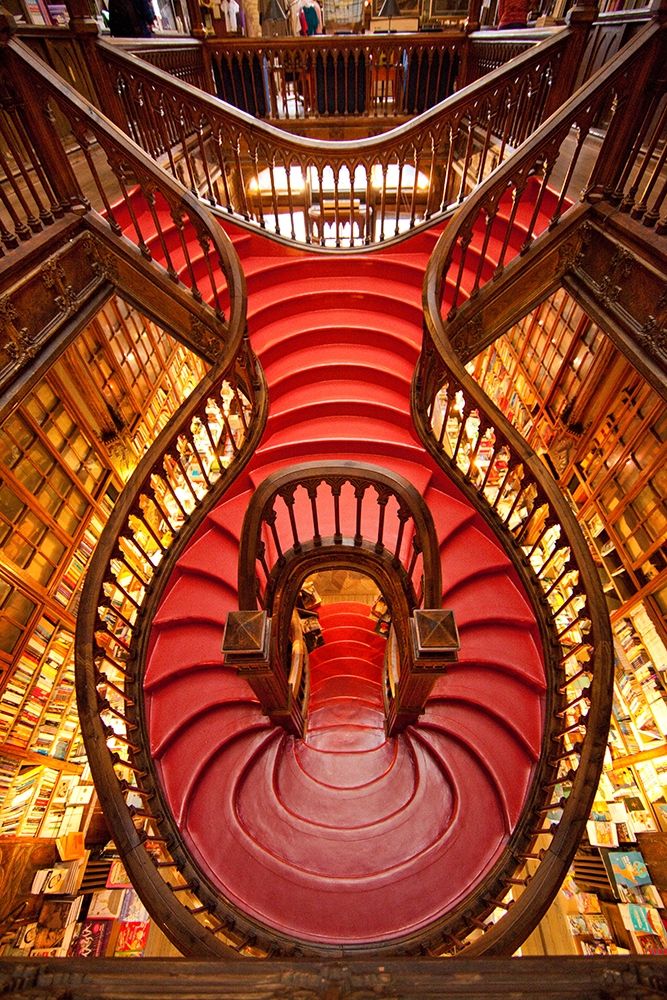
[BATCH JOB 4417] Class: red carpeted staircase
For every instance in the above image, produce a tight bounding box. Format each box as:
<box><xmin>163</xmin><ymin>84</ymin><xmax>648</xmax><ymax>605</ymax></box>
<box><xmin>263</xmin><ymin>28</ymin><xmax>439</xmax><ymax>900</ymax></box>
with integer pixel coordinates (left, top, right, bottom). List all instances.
<box><xmin>117</xmin><ymin>197</ymin><xmax>555</xmax><ymax>947</ymax></box>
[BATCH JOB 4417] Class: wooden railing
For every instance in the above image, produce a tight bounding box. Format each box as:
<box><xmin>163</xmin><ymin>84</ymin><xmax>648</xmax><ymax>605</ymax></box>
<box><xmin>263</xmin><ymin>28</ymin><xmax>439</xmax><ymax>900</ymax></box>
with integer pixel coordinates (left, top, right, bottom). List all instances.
<box><xmin>412</xmin><ymin>344</ymin><xmax>614</xmax><ymax>957</ymax></box>
<box><xmin>110</xmin><ymin>36</ymin><xmax>210</xmax><ymax>92</ymax></box>
<box><xmin>407</xmin><ymin>18</ymin><xmax>667</xmax><ymax>961</ymax></box>
<box><xmin>75</xmin><ymin>343</ymin><xmax>269</xmax><ymax>959</ymax></box>
<box><xmin>94</xmin><ymin>27</ymin><xmax>579</xmax><ymax>249</ymax></box>
<box><xmin>232</xmin><ymin>460</ymin><xmax>446</xmax><ymax>733</ymax></box>
<box><xmin>0</xmin><ymin>33</ymin><xmax>244</xmax><ymax>350</ymax></box>
<box><xmin>237</xmin><ymin>461</ymin><xmax>441</xmax><ymax>609</ymax></box>
<box><xmin>424</xmin><ymin>18</ymin><xmax>666</xmax><ymax>339</ymax></box>
<box><xmin>464</xmin><ymin>27</ymin><xmax>551</xmax><ymax>82</ymax></box>
<box><xmin>2</xmin><ymin>955</ymin><xmax>667</xmax><ymax>998</ymax></box>
<box><xmin>205</xmin><ymin>33</ymin><xmax>466</xmax><ymax>122</ymax></box>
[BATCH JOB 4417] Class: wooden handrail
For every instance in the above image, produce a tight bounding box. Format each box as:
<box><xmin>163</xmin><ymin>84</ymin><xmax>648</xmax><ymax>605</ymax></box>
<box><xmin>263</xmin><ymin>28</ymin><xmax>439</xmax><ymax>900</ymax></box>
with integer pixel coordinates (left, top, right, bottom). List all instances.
<box><xmin>0</xmin><ymin>31</ymin><xmax>245</xmax><ymax>359</ymax></box>
<box><xmin>233</xmin><ymin>460</ymin><xmax>444</xmax><ymax>733</ymax></box>
<box><xmin>237</xmin><ymin>460</ymin><xmax>441</xmax><ymax>609</ymax></box>
<box><xmin>406</xmin><ymin>17</ymin><xmax>667</xmax><ymax>960</ymax></box>
<box><xmin>422</xmin><ymin>19</ymin><xmax>665</xmax><ymax>344</ymax></box>
<box><xmin>94</xmin><ymin>27</ymin><xmax>576</xmax><ymax>248</ymax></box>
<box><xmin>75</xmin><ymin>342</ymin><xmax>269</xmax><ymax>959</ymax></box>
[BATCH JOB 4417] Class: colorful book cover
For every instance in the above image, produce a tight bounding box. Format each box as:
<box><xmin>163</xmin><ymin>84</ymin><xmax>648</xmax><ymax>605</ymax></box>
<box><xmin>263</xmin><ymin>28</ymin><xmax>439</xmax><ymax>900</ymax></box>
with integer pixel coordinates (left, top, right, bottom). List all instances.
<box><xmin>120</xmin><ymin>889</ymin><xmax>149</xmax><ymax>923</ymax></box>
<box><xmin>566</xmin><ymin>914</ymin><xmax>588</xmax><ymax>937</ymax></box>
<box><xmin>631</xmin><ymin>933</ymin><xmax>667</xmax><ymax>955</ymax></box>
<box><xmin>106</xmin><ymin>860</ymin><xmax>132</xmax><ymax>889</ymax></box>
<box><xmin>608</xmin><ymin>850</ymin><xmax>651</xmax><ymax>889</ymax></box>
<box><xmin>575</xmin><ymin>892</ymin><xmax>601</xmax><ymax>914</ymax></box>
<box><xmin>586</xmin><ymin>819</ymin><xmax>618</xmax><ymax>848</ymax></box>
<box><xmin>114</xmin><ymin>920</ymin><xmax>150</xmax><ymax>957</ymax></box>
<box><xmin>619</xmin><ymin>904</ymin><xmax>667</xmax><ymax>941</ymax></box>
<box><xmin>33</xmin><ymin>900</ymin><xmax>80</xmax><ymax>954</ymax></box>
<box><xmin>586</xmin><ymin>914</ymin><xmax>612</xmax><ymax>940</ymax></box>
<box><xmin>68</xmin><ymin>918</ymin><xmax>115</xmax><ymax>958</ymax></box>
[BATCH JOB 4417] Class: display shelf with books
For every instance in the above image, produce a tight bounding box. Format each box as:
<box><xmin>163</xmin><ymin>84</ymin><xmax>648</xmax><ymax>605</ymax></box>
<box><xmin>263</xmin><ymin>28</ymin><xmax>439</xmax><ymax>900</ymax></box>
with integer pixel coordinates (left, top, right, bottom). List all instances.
<box><xmin>0</xmin><ymin>296</ymin><xmax>210</xmax><ymax>855</ymax></box>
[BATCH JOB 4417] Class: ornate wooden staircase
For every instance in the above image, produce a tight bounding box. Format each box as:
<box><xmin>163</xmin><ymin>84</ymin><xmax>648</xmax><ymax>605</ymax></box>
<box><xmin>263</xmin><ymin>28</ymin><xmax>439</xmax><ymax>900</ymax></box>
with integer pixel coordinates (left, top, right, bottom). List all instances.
<box><xmin>3</xmin><ymin>8</ymin><xmax>665</xmax><ymax>967</ymax></box>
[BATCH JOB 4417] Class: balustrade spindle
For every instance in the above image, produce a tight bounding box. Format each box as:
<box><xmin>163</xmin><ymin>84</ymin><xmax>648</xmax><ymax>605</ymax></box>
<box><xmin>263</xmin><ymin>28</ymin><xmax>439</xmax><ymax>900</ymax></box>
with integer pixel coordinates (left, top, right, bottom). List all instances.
<box><xmin>284</xmin><ymin>491</ymin><xmax>301</xmax><ymax>553</ymax></box>
<box><xmin>376</xmin><ymin>493</ymin><xmax>388</xmax><ymax>553</ymax></box>
<box><xmin>307</xmin><ymin>484</ymin><xmax>321</xmax><ymax>545</ymax></box>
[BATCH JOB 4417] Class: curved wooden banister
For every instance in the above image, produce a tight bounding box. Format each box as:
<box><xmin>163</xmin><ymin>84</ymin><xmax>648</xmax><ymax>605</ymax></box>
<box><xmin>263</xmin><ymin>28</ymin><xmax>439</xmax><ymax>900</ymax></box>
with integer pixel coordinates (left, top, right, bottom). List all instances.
<box><xmin>237</xmin><ymin>460</ymin><xmax>441</xmax><ymax>610</ymax></box>
<box><xmin>233</xmin><ymin>461</ymin><xmax>446</xmax><ymax>735</ymax></box>
<box><xmin>403</xmin><ymin>12</ymin><xmax>667</xmax><ymax>962</ymax></box>
<box><xmin>94</xmin><ymin>27</ymin><xmax>576</xmax><ymax>248</ymax></box>
<box><xmin>412</xmin><ymin>348</ymin><xmax>614</xmax><ymax>953</ymax></box>
<box><xmin>0</xmin><ymin>32</ymin><xmax>245</xmax><ymax>361</ymax></box>
<box><xmin>75</xmin><ymin>342</ymin><xmax>268</xmax><ymax>958</ymax></box>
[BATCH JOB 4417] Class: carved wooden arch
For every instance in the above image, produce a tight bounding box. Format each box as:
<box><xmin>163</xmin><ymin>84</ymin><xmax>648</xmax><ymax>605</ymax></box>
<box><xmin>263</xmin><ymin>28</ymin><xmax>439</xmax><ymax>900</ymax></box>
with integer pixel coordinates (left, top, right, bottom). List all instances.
<box><xmin>237</xmin><ymin>459</ymin><xmax>443</xmax><ymax>612</ymax></box>
<box><xmin>264</xmin><ymin>543</ymin><xmax>420</xmax><ymax>687</ymax></box>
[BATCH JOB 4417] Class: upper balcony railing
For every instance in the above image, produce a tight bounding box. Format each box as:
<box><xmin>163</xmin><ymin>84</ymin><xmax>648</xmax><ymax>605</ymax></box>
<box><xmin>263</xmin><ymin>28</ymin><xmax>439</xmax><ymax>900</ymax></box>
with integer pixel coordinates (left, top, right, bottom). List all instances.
<box><xmin>93</xmin><ymin>25</ymin><xmax>585</xmax><ymax>249</ymax></box>
<box><xmin>108</xmin><ymin>29</ymin><xmax>554</xmax><ymax>125</ymax></box>
<box><xmin>0</xmin><ymin>30</ymin><xmax>245</xmax><ymax>362</ymax></box>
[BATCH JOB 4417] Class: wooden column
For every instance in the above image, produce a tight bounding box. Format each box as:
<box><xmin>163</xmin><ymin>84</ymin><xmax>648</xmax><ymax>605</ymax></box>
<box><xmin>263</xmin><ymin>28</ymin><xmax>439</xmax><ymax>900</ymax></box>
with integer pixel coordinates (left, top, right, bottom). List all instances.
<box><xmin>542</xmin><ymin>3</ymin><xmax>598</xmax><ymax>119</ymax></box>
<box><xmin>222</xmin><ymin>610</ymin><xmax>304</xmax><ymax>736</ymax></box>
<box><xmin>387</xmin><ymin>609</ymin><xmax>460</xmax><ymax>733</ymax></box>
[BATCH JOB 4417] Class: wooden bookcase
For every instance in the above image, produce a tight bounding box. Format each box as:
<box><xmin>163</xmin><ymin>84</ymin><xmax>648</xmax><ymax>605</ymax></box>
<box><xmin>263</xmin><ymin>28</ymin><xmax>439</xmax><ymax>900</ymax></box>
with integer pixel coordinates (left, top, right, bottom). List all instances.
<box><xmin>470</xmin><ymin>287</ymin><xmax>667</xmax><ymax>836</ymax></box>
<box><xmin>0</xmin><ymin>293</ymin><xmax>207</xmax><ymax>844</ymax></box>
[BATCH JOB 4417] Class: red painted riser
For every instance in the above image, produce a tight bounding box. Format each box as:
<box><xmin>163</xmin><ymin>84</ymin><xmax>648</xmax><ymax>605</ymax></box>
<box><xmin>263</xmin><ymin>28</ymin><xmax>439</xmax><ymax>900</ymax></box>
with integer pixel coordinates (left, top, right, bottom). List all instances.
<box><xmin>134</xmin><ymin>206</ymin><xmax>550</xmax><ymax>947</ymax></box>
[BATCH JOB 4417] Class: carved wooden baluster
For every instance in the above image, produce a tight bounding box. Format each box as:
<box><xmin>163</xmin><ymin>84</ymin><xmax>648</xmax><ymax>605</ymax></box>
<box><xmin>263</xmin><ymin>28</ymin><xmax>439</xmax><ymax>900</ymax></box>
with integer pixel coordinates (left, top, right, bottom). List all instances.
<box><xmin>456</xmin><ymin>115</ymin><xmax>476</xmax><ymax>205</ymax></box>
<box><xmin>314</xmin><ymin>162</ymin><xmax>326</xmax><ymax>247</ymax></box>
<box><xmin>393</xmin><ymin>157</ymin><xmax>403</xmax><ymax>237</ymax></box>
<box><xmin>282</xmin><ymin>486</ymin><xmax>301</xmax><ymax>553</ymax></box>
<box><xmin>306</xmin><ymin>482</ymin><xmax>321</xmax><ymax>546</ymax></box>
<box><xmin>363</xmin><ymin>161</ymin><xmax>373</xmax><ymax>245</ymax></box>
<box><xmin>447</xmin><ymin>223</ymin><xmax>473</xmax><ymax>319</ymax></box>
<box><xmin>488</xmin><ymin>180</ymin><xmax>522</xmax><ymax>278</ymax></box>
<box><xmin>265</xmin><ymin>149</ymin><xmax>280</xmax><ymax>236</ymax></box>
<box><xmin>331</xmin><ymin>480</ymin><xmax>342</xmax><ymax>544</ymax></box>
<box><xmin>375</xmin><ymin>488</ymin><xmax>390</xmax><ymax>554</ymax></box>
<box><xmin>377</xmin><ymin>159</ymin><xmax>388</xmax><ymax>241</ymax></box>
<box><xmin>265</xmin><ymin>506</ymin><xmax>286</xmax><ymax>567</ymax></box>
<box><xmin>4</xmin><ymin>98</ymin><xmax>60</xmax><ymax>226</ymax></box>
<box><xmin>434</xmin><ymin>384</ymin><xmax>454</xmax><ymax>451</ymax></box>
<box><xmin>282</xmin><ymin>153</ymin><xmax>297</xmax><ymax>242</ymax></box>
<box><xmin>619</xmin><ymin>96</ymin><xmax>667</xmax><ymax>220</ymax></box>
<box><xmin>392</xmin><ymin>507</ymin><xmax>410</xmax><ymax>569</ymax></box>
<box><xmin>438</xmin><ymin>120</ymin><xmax>457</xmax><ymax>214</ymax></box>
<box><xmin>352</xmin><ymin>480</ymin><xmax>367</xmax><ymax>546</ymax></box>
<box><xmin>0</xmin><ymin>134</ymin><xmax>32</xmax><ymax>244</ymax></box>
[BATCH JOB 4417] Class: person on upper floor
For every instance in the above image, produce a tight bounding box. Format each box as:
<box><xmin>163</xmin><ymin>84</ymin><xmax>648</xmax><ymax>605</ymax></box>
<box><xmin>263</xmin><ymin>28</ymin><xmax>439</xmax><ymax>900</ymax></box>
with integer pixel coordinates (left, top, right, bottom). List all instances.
<box><xmin>108</xmin><ymin>0</ymin><xmax>157</xmax><ymax>36</ymax></box>
<box><xmin>497</xmin><ymin>0</ymin><xmax>529</xmax><ymax>29</ymax></box>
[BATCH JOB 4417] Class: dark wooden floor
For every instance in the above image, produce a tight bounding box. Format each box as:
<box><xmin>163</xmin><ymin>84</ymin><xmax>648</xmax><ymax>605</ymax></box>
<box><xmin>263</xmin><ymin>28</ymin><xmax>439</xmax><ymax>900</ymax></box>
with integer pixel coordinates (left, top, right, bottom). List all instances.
<box><xmin>2</xmin><ymin>955</ymin><xmax>667</xmax><ymax>999</ymax></box>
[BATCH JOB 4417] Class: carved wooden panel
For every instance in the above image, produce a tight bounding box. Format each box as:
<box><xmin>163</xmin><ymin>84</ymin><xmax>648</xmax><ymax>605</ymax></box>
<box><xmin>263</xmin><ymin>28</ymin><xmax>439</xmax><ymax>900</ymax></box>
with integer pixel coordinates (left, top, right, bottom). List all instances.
<box><xmin>573</xmin><ymin>211</ymin><xmax>667</xmax><ymax>386</ymax></box>
<box><xmin>0</xmin><ymin>225</ymin><xmax>106</xmax><ymax>399</ymax></box>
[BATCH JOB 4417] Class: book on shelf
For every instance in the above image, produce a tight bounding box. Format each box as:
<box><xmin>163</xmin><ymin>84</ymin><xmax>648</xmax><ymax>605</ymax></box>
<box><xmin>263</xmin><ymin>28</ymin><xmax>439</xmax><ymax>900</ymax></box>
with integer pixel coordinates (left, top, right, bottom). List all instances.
<box><xmin>87</xmin><ymin>888</ymin><xmax>126</xmax><ymax>920</ymax></box>
<box><xmin>619</xmin><ymin>903</ymin><xmax>667</xmax><ymax>954</ymax></box>
<box><xmin>120</xmin><ymin>889</ymin><xmax>149</xmax><ymax>923</ymax></box>
<box><xmin>114</xmin><ymin>920</ymin><xmax>150</xmax><ymax>957</ymax></box>
<box><xmin>586</xmin><ymin>819</ymin><xmax>618</xmax><ymax>849</ymax></box>
<box><xmin>31</xmin><ymin>854</ymin><xmax>89</xmax><ymax>895</ymax></box>
<box><xmin>106</xmin><ymin>860</ymin><xmax>132</xmax><ymax>889</ymax></box>
<box><xmin>33</xmin><ymin>897</ymin><xmax>83</xmax><ymax>955</ymax></box>
<box><xmin>68</xmin><ymin>918</ymin><xmax>116</xmax><ymax>958</ymax></box>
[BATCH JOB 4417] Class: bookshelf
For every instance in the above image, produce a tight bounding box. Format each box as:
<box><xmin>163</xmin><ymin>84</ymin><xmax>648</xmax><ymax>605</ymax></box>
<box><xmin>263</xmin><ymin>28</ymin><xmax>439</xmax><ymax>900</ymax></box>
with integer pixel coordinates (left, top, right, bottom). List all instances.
<box><xmin>470</xmin><ymin>289</ymin><xmax>667</xmax><ymax>957</ymax></box>
<box><xmin>0</xmin><ymin>293</ymin><xmax>207</xmax><ymax>848</ymax></box>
